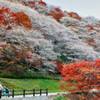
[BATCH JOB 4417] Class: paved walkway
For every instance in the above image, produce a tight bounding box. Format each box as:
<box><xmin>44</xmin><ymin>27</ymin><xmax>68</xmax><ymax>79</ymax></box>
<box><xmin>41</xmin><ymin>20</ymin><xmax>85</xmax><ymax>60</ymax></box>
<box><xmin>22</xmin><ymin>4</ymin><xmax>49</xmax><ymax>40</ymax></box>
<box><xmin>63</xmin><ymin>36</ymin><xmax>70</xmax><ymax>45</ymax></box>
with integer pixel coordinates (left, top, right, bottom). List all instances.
<box><xmin>1</xmin><ymin>92</ymin><xmax>70</xmax><ymax>100</ymax></box>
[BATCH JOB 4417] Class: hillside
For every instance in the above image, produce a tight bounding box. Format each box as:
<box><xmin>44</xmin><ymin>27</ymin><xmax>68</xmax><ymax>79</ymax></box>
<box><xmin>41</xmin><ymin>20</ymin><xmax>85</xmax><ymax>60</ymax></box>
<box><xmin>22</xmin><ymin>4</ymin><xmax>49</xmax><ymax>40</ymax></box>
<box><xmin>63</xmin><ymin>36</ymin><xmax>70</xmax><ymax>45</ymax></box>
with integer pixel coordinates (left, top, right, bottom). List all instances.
<box><xmin>0</xmin><ymin>0</ymin><xmax>100</xmax><ymax>76</ymax></box>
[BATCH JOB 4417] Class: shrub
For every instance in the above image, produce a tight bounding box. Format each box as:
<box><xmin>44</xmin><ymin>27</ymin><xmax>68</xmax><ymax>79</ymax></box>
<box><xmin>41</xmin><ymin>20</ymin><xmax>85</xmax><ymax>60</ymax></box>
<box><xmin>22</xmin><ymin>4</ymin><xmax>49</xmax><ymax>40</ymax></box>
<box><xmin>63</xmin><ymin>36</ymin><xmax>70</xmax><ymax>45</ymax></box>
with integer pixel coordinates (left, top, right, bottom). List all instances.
<box><xmin>54</xmin><ymin>96</ymin><xmax>66</xmax><ymax>100</ymax></box>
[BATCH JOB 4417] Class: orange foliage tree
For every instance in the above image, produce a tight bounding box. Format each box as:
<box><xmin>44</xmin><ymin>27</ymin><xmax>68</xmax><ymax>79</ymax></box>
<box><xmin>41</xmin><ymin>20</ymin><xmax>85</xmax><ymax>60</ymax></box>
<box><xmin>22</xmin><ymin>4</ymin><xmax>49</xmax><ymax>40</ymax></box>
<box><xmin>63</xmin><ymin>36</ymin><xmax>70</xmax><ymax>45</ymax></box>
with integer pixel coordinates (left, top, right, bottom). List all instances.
<box><xmin>85</xmin><ymin>24</ymin><xmax>99</xmax><ymax>32</ymax></box>
<box><xmin>55</xmin><ymin>61</ymin><xmax>63</xmax><ymax>73</ymax></box>
<box><xmin>0</xmin><ymin>7</ymin><xmax>17</xmax><ymax>26</ymax></box>
<box><xmin>15</xmin><ymin>12</ymin><xmax>32</xmax><ymax>29</ymax></box>
<box><xmin>28</xmin><ymin>1</ymin><xmax>35</xmax><ymax>5</ymax></box>
<box><xmin>86</xmin><ymin>38</ymin><xmax>95</xmax><ymax>43</ymax></box>
<box><xmin>23</xmin><ymin>1</ymin><xmax>46</xmax><ymax>8</ymax></box>
<box><xmin>0</xmin><ymin>7</ymin><xmax>32</xmax><ymax>29</ymax></box>
<box><xmin>85</xmin><ymin>24</ymin><xmax>94</xmax><ymax>30</ymax></box>
<box><xmin>23</xmin><ymin>1</ymin><xmax>35</xmax><ymax>8</ymax></box>
<box><xmin>60</xmin><ymin>59</ymin><xmax>100</xmax><ymax>99</ymax></box>
<box><xmin>38</xmin><ymin>1</ymin><xmax>47</xmax><ymax>6</ymax></box>
<box><xmin>68</xmin><ymin>12</ymin><xmax>81</xmax><ymax>20</ymax></box>
<box><xmin>50</xmin><ymin>8</ymin><xmax>63</xmax><ymax>21</ymax></box>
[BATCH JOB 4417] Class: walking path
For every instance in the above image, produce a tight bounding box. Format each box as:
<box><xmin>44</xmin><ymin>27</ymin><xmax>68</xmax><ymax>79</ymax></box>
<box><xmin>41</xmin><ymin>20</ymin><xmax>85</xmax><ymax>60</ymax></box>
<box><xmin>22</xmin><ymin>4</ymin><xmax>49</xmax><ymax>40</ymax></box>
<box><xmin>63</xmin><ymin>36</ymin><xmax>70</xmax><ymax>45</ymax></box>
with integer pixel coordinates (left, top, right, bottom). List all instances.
<box><xmin>1</xmin><ymin>92</ymin><xmax>70</xmax><ymax>100</ymax></box>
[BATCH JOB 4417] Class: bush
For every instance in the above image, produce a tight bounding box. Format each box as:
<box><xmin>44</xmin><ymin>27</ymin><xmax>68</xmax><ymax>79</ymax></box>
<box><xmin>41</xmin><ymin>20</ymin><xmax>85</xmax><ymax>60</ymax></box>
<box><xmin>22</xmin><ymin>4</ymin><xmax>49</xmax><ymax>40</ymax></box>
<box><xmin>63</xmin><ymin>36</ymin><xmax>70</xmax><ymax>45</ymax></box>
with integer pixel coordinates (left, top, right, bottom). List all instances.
<box><xmin>0</xmin><ymin>70</ymin><xmax>60</xmax><ymax>79</ymax></box>
<box><xmin>54</xmin><ymin>96</ymin><xmax>66</xmax><ymax>100</ymax></box>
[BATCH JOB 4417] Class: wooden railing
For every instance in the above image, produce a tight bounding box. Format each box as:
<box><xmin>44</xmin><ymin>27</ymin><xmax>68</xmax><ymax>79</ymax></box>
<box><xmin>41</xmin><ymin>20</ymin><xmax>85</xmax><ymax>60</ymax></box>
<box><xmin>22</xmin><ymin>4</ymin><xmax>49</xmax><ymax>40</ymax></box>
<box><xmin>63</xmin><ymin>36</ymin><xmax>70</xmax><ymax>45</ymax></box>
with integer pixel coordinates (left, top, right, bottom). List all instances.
<box><xmin>0</xmin><ymin>88</ymin><xmax>48</xmax><ymax>99</ymax></box>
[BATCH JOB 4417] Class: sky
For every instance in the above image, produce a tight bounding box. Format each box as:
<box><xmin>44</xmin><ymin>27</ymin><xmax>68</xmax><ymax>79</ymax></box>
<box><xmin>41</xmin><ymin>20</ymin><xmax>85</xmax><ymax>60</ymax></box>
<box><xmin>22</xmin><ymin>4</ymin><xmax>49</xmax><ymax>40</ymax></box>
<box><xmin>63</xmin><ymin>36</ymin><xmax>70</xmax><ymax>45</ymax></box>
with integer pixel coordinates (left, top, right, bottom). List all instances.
<box><xmin>43</xmin><ymin>0</ymin><xmax>100</xmax><ymax>20</ymax></box>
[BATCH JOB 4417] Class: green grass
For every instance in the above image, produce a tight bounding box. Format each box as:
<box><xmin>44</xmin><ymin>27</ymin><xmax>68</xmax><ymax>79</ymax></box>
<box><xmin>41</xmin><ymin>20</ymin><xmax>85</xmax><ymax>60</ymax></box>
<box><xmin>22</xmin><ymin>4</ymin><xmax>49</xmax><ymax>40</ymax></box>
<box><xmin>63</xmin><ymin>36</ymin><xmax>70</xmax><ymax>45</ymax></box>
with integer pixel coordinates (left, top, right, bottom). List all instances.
<box><xmin>0</xmin><ymin>78</ymin><xmax>66</xmax><ymax>93</ymax></box>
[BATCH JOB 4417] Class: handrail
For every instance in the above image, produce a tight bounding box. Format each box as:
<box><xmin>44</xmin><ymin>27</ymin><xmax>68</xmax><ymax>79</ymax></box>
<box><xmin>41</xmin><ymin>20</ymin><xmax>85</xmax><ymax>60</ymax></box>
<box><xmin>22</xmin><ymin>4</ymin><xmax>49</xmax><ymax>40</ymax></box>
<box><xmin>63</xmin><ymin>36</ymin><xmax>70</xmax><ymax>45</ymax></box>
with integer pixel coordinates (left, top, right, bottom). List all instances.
<box><xmin>0</xmin><ymin>88</ymin><xmax>48</xmax><ymax>98</ymax></box>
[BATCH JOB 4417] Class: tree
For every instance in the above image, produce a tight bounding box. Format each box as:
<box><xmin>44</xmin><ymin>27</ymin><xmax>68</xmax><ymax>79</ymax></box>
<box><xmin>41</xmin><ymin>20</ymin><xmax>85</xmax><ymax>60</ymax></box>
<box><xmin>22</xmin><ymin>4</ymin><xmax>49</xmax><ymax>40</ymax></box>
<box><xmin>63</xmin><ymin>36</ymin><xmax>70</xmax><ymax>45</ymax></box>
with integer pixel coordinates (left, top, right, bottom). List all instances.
<box><xmin>85</xmin><ymin>24</ymin><xmax>94</xmax><ymax>30</ymax></box>
<box><xmin>68</xmin><ymin>12</ymin><xmax>81</xmax><ymax>20</ymax></box>
<box><xmin>15</xmin><ymin>11</ymin><xmax>32</xmax><ymax>29</ymax></box>
<box><xmin>50</xmin><ymin>8</ymin><xmax>63</xmax><ymax>21</ymax></box>
<box><xmin>60</xmin><ymin>59</ymin><xmax>100</xmax><ymax>99</ymax></box>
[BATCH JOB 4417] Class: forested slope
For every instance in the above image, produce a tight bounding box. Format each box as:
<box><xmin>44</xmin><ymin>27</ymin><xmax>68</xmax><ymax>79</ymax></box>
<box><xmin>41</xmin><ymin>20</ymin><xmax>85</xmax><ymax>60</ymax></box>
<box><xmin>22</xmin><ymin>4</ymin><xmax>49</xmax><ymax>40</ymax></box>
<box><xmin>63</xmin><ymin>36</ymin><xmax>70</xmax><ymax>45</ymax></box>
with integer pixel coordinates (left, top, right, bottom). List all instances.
<box><xmin>0</xmin><ymin>0</ymin><xmax>100</xmax><ymax>76</ymax></box>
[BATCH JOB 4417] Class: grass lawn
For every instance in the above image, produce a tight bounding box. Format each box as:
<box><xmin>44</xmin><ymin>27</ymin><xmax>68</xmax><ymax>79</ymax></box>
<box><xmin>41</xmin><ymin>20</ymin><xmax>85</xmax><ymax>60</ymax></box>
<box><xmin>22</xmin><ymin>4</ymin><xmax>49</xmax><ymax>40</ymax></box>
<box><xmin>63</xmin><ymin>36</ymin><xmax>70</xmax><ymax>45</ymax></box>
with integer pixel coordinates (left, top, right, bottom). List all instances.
<box><xmin>0</xmin><ymin>78</ymin><xmax>66</xmax><ymax>93</ymax></box>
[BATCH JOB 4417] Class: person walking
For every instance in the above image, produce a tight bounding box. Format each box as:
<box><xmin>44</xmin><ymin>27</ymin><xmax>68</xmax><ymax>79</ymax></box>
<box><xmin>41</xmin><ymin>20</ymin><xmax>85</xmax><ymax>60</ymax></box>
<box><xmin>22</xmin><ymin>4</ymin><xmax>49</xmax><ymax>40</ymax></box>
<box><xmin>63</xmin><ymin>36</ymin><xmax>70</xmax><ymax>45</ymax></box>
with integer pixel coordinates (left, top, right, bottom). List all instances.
<box><xmin>0</xmin><ymin>82</ymin><xmax>3</xmax><ymax>90</ymax></box>
<box><xmin>3</xmin><ymin>86</ymin><xmax>10</xmax><ymax>97</ymax></box>
<box><xmin>0</xmin><ymin>82</ymin><xmax>4</xmax><ymax>98</ymax></box>
<box><xmin>3</xmin><ymin>86</ymin><xmax>7</xmax><ymax>97</ymax></box>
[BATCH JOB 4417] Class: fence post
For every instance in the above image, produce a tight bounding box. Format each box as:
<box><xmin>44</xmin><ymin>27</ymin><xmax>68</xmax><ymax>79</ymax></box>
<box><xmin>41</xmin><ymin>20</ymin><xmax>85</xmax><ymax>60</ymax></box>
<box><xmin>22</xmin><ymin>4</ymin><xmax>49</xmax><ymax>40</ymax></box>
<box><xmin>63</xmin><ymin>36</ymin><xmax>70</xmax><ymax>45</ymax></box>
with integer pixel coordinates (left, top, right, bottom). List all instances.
<box><xmin>23</xmin><ymin>89</ymin><xmax>25</xmax><ymax>97</ymax></box>
<box><xmin>46</xmin><ymin>88</ymin><xmax>48</xmax><ymax>96</ymax></box>
<box><xmin>40</xmin><ymin>89</ymin><xmax>42</xmax><ymax>96</ymax></box>
<box><xmin>33</xmin><ymin>89</ymin><xmax>35</xmax><ymax>96</ymax></box>
<box><xmin>12</xmin><ymin>90</ymin><xmax>14</xmax><ymax>98</ymax></box>
<box><xmin>0</xmin><ymin>90</ymin><xmax>1</xmax><ymax>99</ymax></box>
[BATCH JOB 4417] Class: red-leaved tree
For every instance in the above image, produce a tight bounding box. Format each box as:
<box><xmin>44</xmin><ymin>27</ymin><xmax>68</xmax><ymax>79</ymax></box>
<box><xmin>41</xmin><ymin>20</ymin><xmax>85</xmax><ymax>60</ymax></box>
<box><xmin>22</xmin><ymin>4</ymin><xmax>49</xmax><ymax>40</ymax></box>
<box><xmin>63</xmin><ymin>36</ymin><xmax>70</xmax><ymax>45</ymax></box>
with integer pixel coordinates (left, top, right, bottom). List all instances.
<box><xmin>15</xmin><ymin>11</ymin><xmax>32</xmax><ymax>29</ymax></box>
<box><xmin>38</xmin><ymin>1</ymin><xmax>47</xmax><ymax>6</ymax></box>
<box><xmin>55</xmin><ymin>61</ymin><xmax>63</xmax><ymax>73</ymax></box>
<box><xmin>0</xmin><ymin>7</ymin><xmax>32</xmax><ymax>30</ymax></box>
<box><xmin>68</xmin><ymin>12</ymin><xmax>81</xmax><ymax>20</ymax></box>
<box><xmin>60</xmin><ymin>59</ymin><xmax>100</xmax><ymax>99</ymax></box>
<box><xmin>0</xmin><ymin>7</ymin><xmax>17</xmax><ymax>26</ymax></box>
<box><xmin>85</xmin><ymin>24</ymin><xmax>94</xmax><ymax>30</ymax></box>
<box><xmin>50</xmin><ymin>8</ymin><xmax>63</xmax><ymax>21</ymax></box>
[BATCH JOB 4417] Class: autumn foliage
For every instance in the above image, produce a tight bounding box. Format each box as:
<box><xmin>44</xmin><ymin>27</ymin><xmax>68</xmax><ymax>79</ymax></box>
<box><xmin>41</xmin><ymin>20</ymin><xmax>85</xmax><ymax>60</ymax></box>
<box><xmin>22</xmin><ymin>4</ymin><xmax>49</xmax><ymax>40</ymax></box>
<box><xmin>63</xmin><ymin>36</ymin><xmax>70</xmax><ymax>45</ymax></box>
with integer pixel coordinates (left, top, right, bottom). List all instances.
<box><xmin>0</xmin><ymin>7</ymin><xmax>17</xmax><ymax>26</ymax></box>
<box><xmin>38</xmin><ymin>1</ymin><xmax>47</xmax><ymax>6</ymax></box>
<box><xmin>28</xmin><ymin>1</ymin><xmax>35</xmax><ymax>5</ymax></box>
<box><xmin>68</xmin><ymin>12</ymin><xmax>81</xmax><ymax>20</ymax></box>
<box><xmin>60</xmin><ymin>59</ymin><xmax>100</xmax><ymax>99</ymax></box>
<box><xmin>0</xmin><ymin>7</ymin><xmax>32</xmax><ymax>29</ymax></box>
<box><xmin>86</xmin><ymin>38</ymin><xmax>95</xmax><ymax>44</ymax></box>
<box><xmin>23</xmin><ymin>1</ymin><xmax>35</xmax><ymax>8</ymax></box>
<box><xmin>23</xmin><ymin>1</ymin><xmax>47</xmax><ymax>8</ymax></box>
<box><xmin>85</xmin><ymin>24</ymin><xmax>94</xmax><ymax>30</ymax></box>
<box><xmin>55</xmin><ymin>61</ymin><xmax>63</xmax><ymax>73</ymax></box>
<box><xmin>85</xmin><ymin>24</ymin><xmax>99</xmax><ymax>33</ymax></box>
<box><xmin>15</xmin><ymin>12</ymin><xmax>32</xmax><ymax>29</ymax></box>
<box><xmin>50</xmin><ymin>8</ymin><xmax>63</xmax><ymax>21</ymax></box>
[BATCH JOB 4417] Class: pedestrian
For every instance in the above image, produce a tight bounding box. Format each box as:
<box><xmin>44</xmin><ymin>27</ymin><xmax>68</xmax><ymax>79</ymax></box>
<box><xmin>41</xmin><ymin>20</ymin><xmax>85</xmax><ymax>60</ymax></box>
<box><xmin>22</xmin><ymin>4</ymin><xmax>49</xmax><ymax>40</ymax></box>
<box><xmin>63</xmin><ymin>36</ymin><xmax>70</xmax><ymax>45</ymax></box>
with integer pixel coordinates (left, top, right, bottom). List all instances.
<box><xmin>0</xmin><ymin>82</ymin><xmax>4</xmax><ymax>98</ymax></box>
<box><xmin>3</xmin><ymin>86</ymin><xmax>7</xmax><ymax>97</ymax></box>
<box><xmin>0</xmin><ymin>82</ymin><xmax>3</xmax><ymax>90</ymax></box>
<box><xmin>3</xmin><ymin>86</ymin><xmax>10</xmax><ymax>97</ymax></box>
